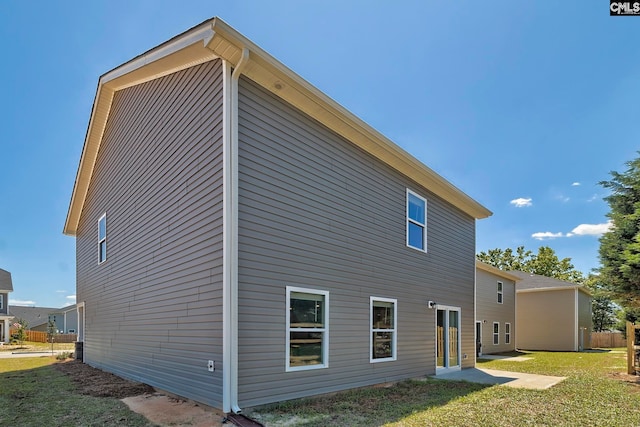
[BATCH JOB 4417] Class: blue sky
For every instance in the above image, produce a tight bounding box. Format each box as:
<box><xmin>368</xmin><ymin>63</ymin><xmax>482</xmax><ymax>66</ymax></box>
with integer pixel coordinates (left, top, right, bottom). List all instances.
<box><xmin>1</xmin><ymin>1</ymin><xmax>637</xmax><ymax>307</ymax></box>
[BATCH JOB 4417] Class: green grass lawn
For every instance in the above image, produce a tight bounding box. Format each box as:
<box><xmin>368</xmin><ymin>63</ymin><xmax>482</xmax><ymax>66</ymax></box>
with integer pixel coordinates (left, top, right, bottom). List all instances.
<box><xmin>0</xmin><ymin>357</ymin><xmax>154</xmax><ymax>427</ymax></box>
<box><xmin>251</xmin><ymin>349</ymin><xmax>640</xmax><ymax>426</ymax></box>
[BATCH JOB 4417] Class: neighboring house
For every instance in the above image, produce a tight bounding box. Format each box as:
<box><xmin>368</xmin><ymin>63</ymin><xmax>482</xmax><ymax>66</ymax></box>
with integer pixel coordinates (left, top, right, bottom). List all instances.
<box><xmin>511</xmin><ymin>271</ymin><xmax>592</xmax><ymax>351</ymax></box>
<box><xmin>63</xmin><ymin>17</ymin><xmax>491</xmax><ymax>413</ymax></box>
<box><xmin>0</xmin><ymin>268</ymin><xmax>13</xmax><ymax>343</ymax></box>
<box><xmin>48</xmin><ymin>304</ymin><xmax>79</xmax><ymax>333</ymax></box>
<box><xmin>9</xmin><ymin>306</ymin><xmax>59</xmax><ymax>332</ymax></box>
<box><xmin>475</xmin><ymin>261</ymin><xmax>519</xmax><ymax>355</ymax></box>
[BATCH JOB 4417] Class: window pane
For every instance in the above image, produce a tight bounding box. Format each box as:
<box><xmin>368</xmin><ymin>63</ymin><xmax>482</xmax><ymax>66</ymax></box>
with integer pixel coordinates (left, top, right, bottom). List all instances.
<box><xmin>497</xmin><ymin>282</ymin><xmax>503</xmax><ymax>292</ymax></box>
<box><xmin>436</xmin><ymin>310</ymin><xmax>445</xmax><ymax>367</ymax></box>
<box><xmin>98</xmin><ymin>216</ymin><xmax>106</xmax><ymax>240</ymax></box>
<box><xmin>290</xmin><ymin>292</ymin><xmax>324</xmax><ymax>328</ymax></box>
<box><xmin>497</xmin><ymin>293</ymin><xmax>503</xmax><ymax>303</ymax></box>
<box><xmin>408</xmin><ymin>222</ymin><xmax>424</xmax><ymax>249</ymax></box>
<box><xmin>448</xmin><ymin>311</ymin><xmax>459</xmax><ymax>367</ymax></box>
<box><xmin>289</xmin><ymin>331</ymin><xmax>323</xmax><ymax>367</ymax></box>
<box><xmin>99</xmin><ymin>241</ymin><xmax>107</xmax><ymax>263</ymax></box>
<box><xmin>493</xmin><ymin>323</ymin><xmax>499</xmax><ymax>334</ymax></box>
<box><xmin>372</xmin><ymin>301</ymin><xmax>394</xmax><ymax>329</ymax></box>
<box><xmin>408</xmin><ymin>194</ymin><xmax>425</xmax><ymax>224</ymax></box>
<box><xmin>372</xmin><ymin>332</ymin><xmax>393</xmax><ymax>359</ymax></box>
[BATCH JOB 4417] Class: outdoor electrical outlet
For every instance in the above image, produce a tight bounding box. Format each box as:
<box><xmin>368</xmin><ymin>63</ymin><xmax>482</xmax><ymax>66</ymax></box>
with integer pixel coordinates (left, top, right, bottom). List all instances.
<box><xmin>208</xmin><ymin>360</ymin><xmax>214</xmax><ymax>372</ymax></box>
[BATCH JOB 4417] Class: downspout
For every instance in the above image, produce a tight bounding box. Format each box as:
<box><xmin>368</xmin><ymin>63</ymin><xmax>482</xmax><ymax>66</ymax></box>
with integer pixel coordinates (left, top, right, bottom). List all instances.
<box><xmin>222</xmin><ymin>47</ymin><xmax>250</xmax><ymax>415</ymax></box>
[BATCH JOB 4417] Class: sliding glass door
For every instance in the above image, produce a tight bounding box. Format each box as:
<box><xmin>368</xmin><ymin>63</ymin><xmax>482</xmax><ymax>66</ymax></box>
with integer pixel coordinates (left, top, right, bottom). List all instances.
<box><xmin>436</xmin><ymin>306</ymin><xmax>461</xmax><ymax>373</ymax></box>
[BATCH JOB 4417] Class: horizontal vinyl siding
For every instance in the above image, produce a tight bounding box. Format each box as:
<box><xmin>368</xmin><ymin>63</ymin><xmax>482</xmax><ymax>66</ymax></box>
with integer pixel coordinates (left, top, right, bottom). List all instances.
<box><xmin>75</xmin><ymin>59</ymin><xmax>224</xmax><ymax>408</ymax></box>
<box><xmin>237</xmin><ymin>77</ymin><xmax>476</xmax><ymax>408</ymax></box>
<box><xmin>475</xmin><ymin>270</ymin><xmax>516</xmax><ymax>354</ymax></box>
<box><xmin>578</xmin><ymin>291</ymin><xmax>592</xmax><ymax>349</ymax></box>
<box><xmin>516</xmin><ymin>289</ymin><xmax>575</xmax><ymax>351</ymax></box>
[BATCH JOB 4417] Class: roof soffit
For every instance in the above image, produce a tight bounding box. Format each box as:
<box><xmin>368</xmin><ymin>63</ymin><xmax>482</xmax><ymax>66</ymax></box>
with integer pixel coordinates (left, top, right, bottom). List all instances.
<box><xmin>64</xmin><ymin>17</ymin><xmax>491</xmax><ymax>235</ymax></box>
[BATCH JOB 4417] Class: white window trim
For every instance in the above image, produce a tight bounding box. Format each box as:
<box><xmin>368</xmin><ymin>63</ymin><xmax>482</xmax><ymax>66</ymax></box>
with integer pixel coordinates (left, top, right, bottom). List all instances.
<box><xmin>0</xmin><ymin>294</ymin><xmax>3</xmax><ymax>310</ymax></box>
<box><xmin>285</xmin><ymin>286</ymin><xmax>329</xmax><ymax>372</ymax></box>
<box><xmin>98</xmin><ymin>213</ymin><xmax>107</xmax><ymax>264</ymax></box>
<box><xmin>497</xmin><ymin>281</ymin><xmax>503</xmax><ymax>304</ymax></box>
<box><xmin>505</xmin><ymin>322</ymin><xmax>511</xmax><ymax>345</ymax></box>
<box><xmin>493</xmin><ymin>322</ymin><xmax>500</xmax><ymax>345</ymax></box>
<box><xmin>370</xmin><ymin>296</ymin><xmax>398</xmax><ymax>363</ymax></box>
<box><xmin>406</xmin><ymin>189</ymin><xmax>427</xmax><ymax>252</ymax></box>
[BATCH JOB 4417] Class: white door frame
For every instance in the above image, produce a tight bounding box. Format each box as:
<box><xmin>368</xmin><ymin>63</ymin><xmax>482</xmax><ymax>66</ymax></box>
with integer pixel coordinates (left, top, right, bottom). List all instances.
<box><xmin>435</xmin><ymin>304</ymin><xmax>462</xmax><ymax>374</ymax></box>
<box><xmin>475</xmin><ymin>320</ymin><xmax>482</xmax><ymax>357</ymax></box>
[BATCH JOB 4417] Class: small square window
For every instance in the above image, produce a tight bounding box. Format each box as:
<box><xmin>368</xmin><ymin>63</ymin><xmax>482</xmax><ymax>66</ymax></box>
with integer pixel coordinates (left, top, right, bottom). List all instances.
<box><xmin>406</xmin><ymin>190</ymin><xmax>427</xmax><ymax>252</ymax></box>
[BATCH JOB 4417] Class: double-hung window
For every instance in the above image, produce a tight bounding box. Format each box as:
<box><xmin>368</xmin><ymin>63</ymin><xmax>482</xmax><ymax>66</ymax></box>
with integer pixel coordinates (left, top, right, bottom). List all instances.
<box><xmin>505</xmin><ymin>322</ymin><xmax>511</xmax><ymax>345</ymax></box>
<box><xmin>98</xmin><ymin>214</ymin><xmax>107</xmax><ymax>264</ymax></box>
<box><xmin>0</xmin><ymin>294</ymin><xmax>3</xmax><ymax>310</ymax></box>
<box><xmin>286</xmin><ymin>287</ymin><xmax>328</xmax><ymax>371</ymax></box>
<box><xmin>493</xmin><ymin>322</ymin><xmax>499</xmax><ymax>345</ymax></box>
<box><xmin>497</xmin><ymin>281</ymin><xmax>503</xmax><ymax>304</ymax></box>
<box><xmin>406</xmin><ymin>189</ymin><xmax>427</xmax><ymax>252</ymax></box>
<box><xmin>370</xmin><ymin>297</ymin><xmax>397</xmax><ymax>362</ymax></box>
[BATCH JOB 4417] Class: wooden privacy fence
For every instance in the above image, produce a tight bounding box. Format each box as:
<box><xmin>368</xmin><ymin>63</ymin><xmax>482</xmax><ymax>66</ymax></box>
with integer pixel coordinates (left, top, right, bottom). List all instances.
<box><xmin>591</xmin><ymin>331</ymin><xmax>627</xmax><ymax>348</ymax></box>
<box><xmin>9</xmin><ymin>329</ymin><xmax>78</xmax><ymax>343</ymax></box>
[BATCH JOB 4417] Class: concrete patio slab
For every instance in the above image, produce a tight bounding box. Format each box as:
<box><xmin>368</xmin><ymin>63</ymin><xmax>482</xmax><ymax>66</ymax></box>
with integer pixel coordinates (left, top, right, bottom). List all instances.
<box><xmin>433</xmin><ymin>368</ymin><xmax>566</xmax><ymax>390</ymax></box>
<box><xmin>479</xmin><ymin>354</ymin><xmax>532</xmax><ymax>361</ymax></box>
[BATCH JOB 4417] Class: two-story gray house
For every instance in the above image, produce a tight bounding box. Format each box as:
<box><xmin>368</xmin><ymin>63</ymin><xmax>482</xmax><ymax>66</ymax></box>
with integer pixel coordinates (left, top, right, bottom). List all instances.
<box><xmin>0</xmin><ymin>268</ymin><xmax>13</xmax><ymax>343</ymax></box>
<box><xmin>475</xmin><ymin>261</ymin><xmax>519</xmax><ymax>355</ymax></box>
<box><xmin>63</xmin><ymin>17</ymin><xmax>491</xmax><ymax>413</ymax></box>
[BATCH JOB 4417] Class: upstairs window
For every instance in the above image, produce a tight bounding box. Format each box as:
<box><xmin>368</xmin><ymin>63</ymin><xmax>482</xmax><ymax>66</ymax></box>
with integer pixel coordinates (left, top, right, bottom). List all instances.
<box><xmin>98</xmin><ymin>214</ymin><xmax>107</xmax><ymax>264</ymax></box>
<box><xmin>406</xmin><ymin>190</ymin><xmax>427</xmax><ymax>252</ymax></box>
<box><xmin>0</xmin><ymin>294</ymin><xmax>3</xmax><ymax>310</ymax></box>
<box><xmin>286</xmin><ymin>287</ymin><xmax>329</xmax><ymax>371</ymax></box>
<box><xmin>497</xmin><ymin>281</ymin><xmax>503</xmax><ymax>304</ymax></box>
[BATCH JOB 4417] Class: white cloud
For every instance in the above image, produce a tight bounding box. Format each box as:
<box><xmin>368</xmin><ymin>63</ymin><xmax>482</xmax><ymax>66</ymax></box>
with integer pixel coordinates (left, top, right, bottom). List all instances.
<box><xmin>571</xmin><ymin>182</ymin><xmax>581</xmax><ymax>186</ymax></box>
<box><xmin>587</xmin><ymin>194</ymin><xmax>599</xmax><ymax>202</ymax></box>
<box><xmin>510</xmin><ymin>197</ymin><xmax>532</xmax><ymax>208</ymax></box>
<box><xmin>531</xmin><ymin>221</ymin><xmax>613</xmax><ymax>241</ymax></box>
<box><xmin>567</xmin><ymin>221</ymin><xmax>612</xmax><ymax>237</ymax></box>
<box><xmin>66</xmin><ymin>295</ymin><xmax>77</xmax><ymax>303</ymax></box>
<box><xmin>9</xmin><ymin>299</ymin><xmax>36</xmax><ymax>306</ymax></box>
<box><xmin>531</xmin><ymin>231</ymin><xmax>565</xmax><ymax>240</ymax></box>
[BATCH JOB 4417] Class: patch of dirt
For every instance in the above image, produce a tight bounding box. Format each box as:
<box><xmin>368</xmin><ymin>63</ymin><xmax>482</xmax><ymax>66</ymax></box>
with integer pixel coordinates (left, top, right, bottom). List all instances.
<box><xmin>55</xmin><ymin>359</ymin><xmax>154</xmax><ymax>398</ymax></box>
<box><xmin>55</xmin><ymin>360</ymin><xmax>227</xmax><ymax>426</ymax></box>
<box><xmin>608</xmin><ymin>372</ymin><xmax>640</xmax><ymax>391</ymax></box>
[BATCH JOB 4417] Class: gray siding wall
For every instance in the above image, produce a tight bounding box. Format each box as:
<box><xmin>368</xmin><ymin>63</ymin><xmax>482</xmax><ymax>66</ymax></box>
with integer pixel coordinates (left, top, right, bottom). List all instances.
<box><xmin>0</xmin><ymin>293</ymin><xmax>7</xmax><ymax>314</ymax></box>
<box><xmin>475</xmin><ymin>270</ymin><xmax>516</xmax><ymax>354</ymax></box>
<box><xmin>237</xmin><ymin>77</ymin><xmax>476</xmax><ymax>408</ymax></box>
<box><xmin>75</xmin><ymin>60</ymin><xmax>225</xmax><ymax>408</ymax></box>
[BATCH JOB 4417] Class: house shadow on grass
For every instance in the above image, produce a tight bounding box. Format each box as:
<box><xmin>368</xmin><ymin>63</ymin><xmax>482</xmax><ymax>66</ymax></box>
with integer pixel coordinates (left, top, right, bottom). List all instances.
<box><xmin>249</xmin><ymin>378</ymin><xmax>493</xmax><ymax>427</ymax></box>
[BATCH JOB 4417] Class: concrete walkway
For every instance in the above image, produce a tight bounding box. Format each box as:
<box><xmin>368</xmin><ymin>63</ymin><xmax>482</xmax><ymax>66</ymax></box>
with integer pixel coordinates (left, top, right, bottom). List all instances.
<box><xmin>479</xmin><ymin>354</ymin><xmax>532</xmax><ymax>362</ymax></box>
<box><xmin>0</xmin><ymin>350</ymin><xmax>70</xmax><ymax>359</ymax></box>
<box><xmin>434</xmin><ymin>368</ymin><xmax>566</xmax><ymax>390</ymax></box>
